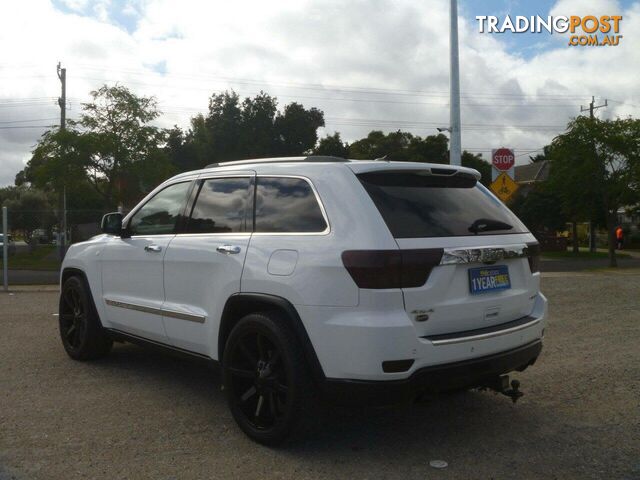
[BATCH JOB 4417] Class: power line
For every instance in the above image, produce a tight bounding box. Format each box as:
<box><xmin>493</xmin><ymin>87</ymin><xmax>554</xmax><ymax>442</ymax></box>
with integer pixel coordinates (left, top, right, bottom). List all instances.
<box><xmin>608</xmin><ymin>99</ymin><xmax>640</xmax><ymax>109</ymax></box>
<box><xmin>72</xmin><ymin>78</ymin><xmax>582</xmax><ymax>108</ymax></box>
<box><xmin>0</xmin><ymin>125</ymin><xmax>55</xmax><ymax>129</ymax></box>
<box><xmin>71</xmin><ymin>63</ymin><xmax>593</xmax><ymax>100</ymax></box>
<box><xmin>0</xmin><ymin>117</ymin><xmax>59</xmax><ymax>124</ymax></box>
<box><xmin>324</xmin><ymin>117</ymin><xmax>565</xmax><ymax>131</ymax></box>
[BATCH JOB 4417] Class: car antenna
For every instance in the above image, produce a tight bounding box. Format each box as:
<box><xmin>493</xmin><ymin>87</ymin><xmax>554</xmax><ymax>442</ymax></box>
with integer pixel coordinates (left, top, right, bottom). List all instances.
<box><xmin>374</xmin><ymin>155</ymin><xmax>388</xmax><ymax>161</ymax></box>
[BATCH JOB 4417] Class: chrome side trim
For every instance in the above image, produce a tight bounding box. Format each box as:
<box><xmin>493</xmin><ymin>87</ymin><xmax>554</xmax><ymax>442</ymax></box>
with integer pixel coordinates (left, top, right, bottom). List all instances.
<box><xmin>105</xmin><ymin>298</ymin><xmax>163</xmax><ymax>316</ymax></box>
<box><xmin>440</xmin><ymin>244</ymin><xmax>530</xmax><ymax>265</ymax></box>
<box><xmin>429</xmin><ymin>318</ymin><xmax>541</xmax><ymax>346</ymax></box>
<box><xmin>104</xmin><ymin>298</ymin><xmax>206</xmax><ymax>324</ymax></box>
<box><xmin>163</xmin><ymin>309</ymin><xmax>206</xmax><ymax>324</ymax></box>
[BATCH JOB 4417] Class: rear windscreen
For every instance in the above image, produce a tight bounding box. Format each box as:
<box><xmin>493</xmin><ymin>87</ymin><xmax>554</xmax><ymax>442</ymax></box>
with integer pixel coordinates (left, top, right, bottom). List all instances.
<box><xmin>357</xmin><ymin>171</ymin><xmax>528</xmax><ymax>238</ymax></box>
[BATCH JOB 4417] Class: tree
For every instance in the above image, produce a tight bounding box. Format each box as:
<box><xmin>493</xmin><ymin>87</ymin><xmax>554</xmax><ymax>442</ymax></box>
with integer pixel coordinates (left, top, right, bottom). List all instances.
<box><xmin>167</xmin><ymin>91</ymin><xmax>326</xmax><ymax>170</ymax></box>
<box><xmin>3</xmin><ymin>188</ymin><xmax>56</xmax><ymax>247</ymax></box>
<box><xmin>408</xmin><ymin>133</ymin><xmax>449</xmax><ymax>164</ymax></box>
<box><xmin>346</xmin><ymin>130</ymin><xmax>491</xmax><ymax>185</ymax></box>
<box><xmin>274</xmin><ymin>102</ymin><xmax>324</xmax><ymax>155</ymax></box>
<box><xmin>348</xmin><ymin>130</ymin><xmax>414</xmax><ymax>160</ymax></box>
<box><xmin>19</xmin><ymin>85</ymin><xmax>173</xmax><ymax>208</ymax></box>
<box><xmin>509</xmin><ymin>187</ymin><xmax>568</xmax><ymax>235</ymax></box>
<box><xmin>547</xmin><ymin>117</ymin><xmax>640</xmax><ymax>266</ymax></box>
<box><xmin>529</xmin><ymin>145</ymin><xmax>554</xmax><ymax>163</ymax></box>
<box><xmin>77</xmin><ymin>85</ymin><xmax>174</xmax><ymax>206</ymax></box>
<box><xmin>461</xmin><ymin>151</ymin><xmax>492</xmax><ymax>186</ymax></box>
<box><xmin>314</xmin><ymin>132</ymin><xmax>349</xmax><ymax>157</ymax></box>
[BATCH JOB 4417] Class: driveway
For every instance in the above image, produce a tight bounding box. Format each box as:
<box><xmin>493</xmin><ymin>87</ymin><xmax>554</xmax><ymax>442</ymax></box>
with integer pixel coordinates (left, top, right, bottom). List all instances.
<box><xmin>0</xmin><ymin>271</ymin><xmax>638</xmax><ymax>479</ymax></box>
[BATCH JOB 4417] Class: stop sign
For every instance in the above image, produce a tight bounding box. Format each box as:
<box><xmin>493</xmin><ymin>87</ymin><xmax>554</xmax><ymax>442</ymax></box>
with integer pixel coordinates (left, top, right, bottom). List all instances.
<box><xmin>492</xmin><ymin>148</ymin><xmax>515</xmax><ymax>171</ymax></box>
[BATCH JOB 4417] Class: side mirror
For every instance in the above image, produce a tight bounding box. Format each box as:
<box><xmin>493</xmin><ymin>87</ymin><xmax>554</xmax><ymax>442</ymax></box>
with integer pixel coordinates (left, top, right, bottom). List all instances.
<box><xmin>101</xmin><ymin>212</ymin><xmax>123</xmax><ymax>235</ymax></box>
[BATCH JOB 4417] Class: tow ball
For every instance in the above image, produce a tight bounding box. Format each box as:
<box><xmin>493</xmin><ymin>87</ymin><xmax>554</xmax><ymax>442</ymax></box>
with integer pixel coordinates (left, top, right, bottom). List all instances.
<box><xmin>483</xmin><ymin>375</ymin><xmax>524</xmax><ymax>403</ymax></box>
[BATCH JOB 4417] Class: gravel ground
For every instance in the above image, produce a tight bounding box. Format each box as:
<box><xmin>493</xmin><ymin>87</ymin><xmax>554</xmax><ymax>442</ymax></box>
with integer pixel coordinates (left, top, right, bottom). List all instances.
<box><xmin>0</xmin><ymin>272</ymin><xmax>639</xmax><ymax>480</ymax></box>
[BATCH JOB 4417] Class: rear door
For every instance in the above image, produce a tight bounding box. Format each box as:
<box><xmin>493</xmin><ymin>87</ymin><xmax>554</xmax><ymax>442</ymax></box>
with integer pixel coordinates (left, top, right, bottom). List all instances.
<box><xmin>356</xmin><ymin>169</ymin><xmax>538</xmax><ymax>337</ymax></box>
<box><xmin>162</xmin><ymin>173</ymin><xmax>254</xmax><ymax>355</ymax></box>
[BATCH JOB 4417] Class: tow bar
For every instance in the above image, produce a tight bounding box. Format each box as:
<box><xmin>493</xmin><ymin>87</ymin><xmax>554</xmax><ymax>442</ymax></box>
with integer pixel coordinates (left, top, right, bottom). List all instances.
<box><xmin>482</xmin><ymin>375</ymin><xmax>524</xmax><ymax>403</ymax></box>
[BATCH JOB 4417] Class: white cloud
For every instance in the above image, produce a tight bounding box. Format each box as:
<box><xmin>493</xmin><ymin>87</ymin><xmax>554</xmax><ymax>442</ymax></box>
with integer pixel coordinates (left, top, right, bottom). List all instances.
<box><xmin>0</xmin><ymin>0</ymin><xmax>638</xmax><ymax>187</ymax></box>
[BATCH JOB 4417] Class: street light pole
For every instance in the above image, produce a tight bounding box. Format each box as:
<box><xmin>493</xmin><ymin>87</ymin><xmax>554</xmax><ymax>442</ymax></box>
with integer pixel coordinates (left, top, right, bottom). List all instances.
<box><xmin>449</xmin><ymin>0</ymin><xmax>462</xmax><ymax>166</ymax></box>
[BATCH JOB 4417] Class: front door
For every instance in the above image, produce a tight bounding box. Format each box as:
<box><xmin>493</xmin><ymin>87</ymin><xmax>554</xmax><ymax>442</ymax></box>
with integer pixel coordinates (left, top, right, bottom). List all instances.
<box><xmin>162</xmin><ymin>175</ymin><xmax>253</xmax><ymax>356</ymax></box>
<box><xmin>101</xmin><ymin>181</ymin><xmax>192</xmax><ymax>343</ymax></box>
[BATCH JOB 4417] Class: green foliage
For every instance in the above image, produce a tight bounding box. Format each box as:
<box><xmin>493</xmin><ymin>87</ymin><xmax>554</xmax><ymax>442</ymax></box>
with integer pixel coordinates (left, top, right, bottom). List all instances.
<box><xmin>275</xmin><ymin>102</ymin><xmax>325</xmax><ymax>156</ymax></box>
<box><xmin>348</xmin><ymin>130</ymin><xmax>418</xmax><ymax>161</ymax></box>
<box><xmin>461</xmin><ymin>151</ymin><xmax>491</xmax><ymax>186</ymax></box>
<box><xmin>0</xmin><ymin>245</ymin><xmax>60</xmax><ymax>271</ymax></box>
<box><xmin>509</xmin><ymin>187</ymin><xmax>568</xmax><ymax>234</ymax></box>
<box><xmin>314</xmin><ymin>132</ymin><xmax>349</xmax><ymax>157</ymax></box>
<box><xmin>546</xmin><ymin>116</ymin><xmax>640</xmax><ymax>265</ymax></box>
<box><xmin>75</xmin><ymin>85</ymin><xmax>174</xmax><ymax>205</ymax></box>
<box><xmin>20</xmin><ymin>84</ymin><xmax>173</xmax><ymax>208</ymax></box>
<box><xmin>2</xmin><ymin>187</ymin><xmax>56</xmax><ymax>243</ymax></box>
<box><xmin>346</xmin><ymin>130</ymin><xmax>491</xmax><ymax>185</ymax></box>
<box><xmin>168</xmin><ymin>91</ymin><xmax>325</xmax><ymax>170</ymax></box>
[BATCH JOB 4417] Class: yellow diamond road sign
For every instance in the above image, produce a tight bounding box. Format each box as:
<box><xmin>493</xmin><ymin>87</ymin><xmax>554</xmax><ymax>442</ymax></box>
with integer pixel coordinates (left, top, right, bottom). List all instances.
<box><xmin>490</xmin><ymin>172</ymin><xmax>519</xmax><ymax>202</ymax></box>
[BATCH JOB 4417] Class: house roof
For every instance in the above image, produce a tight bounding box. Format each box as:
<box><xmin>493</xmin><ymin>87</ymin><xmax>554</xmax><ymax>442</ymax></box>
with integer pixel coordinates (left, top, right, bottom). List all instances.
<box><xmin>515</xmin><ymin>160</ymin><xmax>549</xmax><ymax>184</ymax></box>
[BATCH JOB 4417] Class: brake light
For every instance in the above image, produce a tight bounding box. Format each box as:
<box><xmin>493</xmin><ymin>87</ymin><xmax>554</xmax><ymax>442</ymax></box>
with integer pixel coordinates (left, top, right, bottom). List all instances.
<box><xmin>341</xmin><ymin>249</ymin><xmax>443</xmax><ymax>289</ymax></box>
<box><xmin>526</xmin><ymin>242</ymin><xmax>540</xmax><ymax>273</ymax></box>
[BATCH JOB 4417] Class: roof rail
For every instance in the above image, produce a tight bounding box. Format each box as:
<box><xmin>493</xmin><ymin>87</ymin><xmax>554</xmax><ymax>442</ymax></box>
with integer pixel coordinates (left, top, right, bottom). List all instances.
<box><xmin>205</xmin><ymin>155</ymin><xmax>348</xmax><ymax>168</ymax></box>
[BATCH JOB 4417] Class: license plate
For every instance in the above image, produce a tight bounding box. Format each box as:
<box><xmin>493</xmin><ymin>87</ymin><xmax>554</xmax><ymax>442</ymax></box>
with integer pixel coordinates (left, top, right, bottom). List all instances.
<box><xmin>468</xmin><ymin>265</ymin><xmax>511</xmax><ymax>294</ymax></box>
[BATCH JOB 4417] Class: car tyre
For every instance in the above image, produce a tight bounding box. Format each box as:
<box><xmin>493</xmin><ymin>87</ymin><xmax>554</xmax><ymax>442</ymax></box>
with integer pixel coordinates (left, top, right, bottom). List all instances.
<box><xmin>59</xmin><ymin>275</ymin><xmax>113</xmax><ymax>360</ymax></box>
<box><xmin>223</xmin><ymin>311</ymin><xmax>314</xmax><ymax>445</ymax></box>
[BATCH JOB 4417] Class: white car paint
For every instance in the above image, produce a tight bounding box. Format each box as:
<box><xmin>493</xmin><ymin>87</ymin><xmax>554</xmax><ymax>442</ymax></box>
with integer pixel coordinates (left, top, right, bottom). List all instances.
<box><xmin>61</xmin><ymin>157</ymin><xmax>547</xmax><ymax>382</ymax></box>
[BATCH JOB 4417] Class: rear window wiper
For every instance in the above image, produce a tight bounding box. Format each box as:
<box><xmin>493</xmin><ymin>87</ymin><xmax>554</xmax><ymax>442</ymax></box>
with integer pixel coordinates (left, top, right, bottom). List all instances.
<box><xmin>468</xmin><ymin>218</ymin><xmax>513</xmax><ymax>234</ymax></box>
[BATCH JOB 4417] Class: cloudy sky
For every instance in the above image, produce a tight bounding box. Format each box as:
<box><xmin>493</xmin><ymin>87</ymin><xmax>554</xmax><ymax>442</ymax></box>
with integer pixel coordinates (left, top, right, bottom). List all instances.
<box><xmin>0</xmin><ymin>0</ymin><xmax>638</xmax><ymax>186</ymax></box>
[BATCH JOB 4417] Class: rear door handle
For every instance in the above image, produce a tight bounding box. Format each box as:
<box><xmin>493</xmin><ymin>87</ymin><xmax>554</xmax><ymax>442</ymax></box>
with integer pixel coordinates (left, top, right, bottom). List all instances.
<box><xmin>216</xmin><ymin>245</ymin><xmax>241</xmax><ymax>255</ymax></box>
<box><xmin>144</xmin><ymin>244</ymin><xmax>162</xmax><ymax>253</ymax></box>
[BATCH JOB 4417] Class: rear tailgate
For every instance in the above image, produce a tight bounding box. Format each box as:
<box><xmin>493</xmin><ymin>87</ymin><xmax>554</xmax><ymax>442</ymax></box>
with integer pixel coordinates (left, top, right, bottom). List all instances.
<box><xmin>397</xmin><ymin>237</ymin><xmax>538</xmax><ymax>336</ymax></box>
<box><xmin>355</xmin><ymin>168</ymin><xmax>539</xmax><ymax>337</ymax></box>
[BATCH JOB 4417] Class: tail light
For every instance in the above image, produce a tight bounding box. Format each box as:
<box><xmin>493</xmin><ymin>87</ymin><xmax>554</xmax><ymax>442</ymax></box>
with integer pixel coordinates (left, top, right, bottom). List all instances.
<box><xmin>341</xmin><ymin>249</ymin><xmax>443</xmax><ymax>289</ymax></box>
<box><xmin>526</xmin><ymin>242</ymin><xmax>540</xmax><ymax>273</ymax></box>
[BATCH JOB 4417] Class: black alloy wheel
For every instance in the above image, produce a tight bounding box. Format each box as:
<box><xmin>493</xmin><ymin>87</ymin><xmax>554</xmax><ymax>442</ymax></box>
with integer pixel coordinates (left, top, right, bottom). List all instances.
<box><xmin>59</xmin><ymin>276</ymin><xmax>112</xmax><ymax>360</ymax></box>
<box><xmin>60</xmin><ymin>281</ymin><xmax>87</xmax><ymax>353</ymax></box>
<box><xmin>223</xmin><ymin>312</ymin><xmax>313</xmax><ymax>445</ymax></box>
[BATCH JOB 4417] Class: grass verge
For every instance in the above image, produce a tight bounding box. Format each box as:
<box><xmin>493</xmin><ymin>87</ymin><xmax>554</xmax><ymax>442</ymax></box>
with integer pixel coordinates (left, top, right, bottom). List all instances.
<box><xmin>542</xmin><ymin>248</ymin><xmax>630</xmax><ymax>260</ymax></box>
<box><xmin>0</xmin><ymin>245</ymin><xmax>61</xmax><ymax>271</ymax></box>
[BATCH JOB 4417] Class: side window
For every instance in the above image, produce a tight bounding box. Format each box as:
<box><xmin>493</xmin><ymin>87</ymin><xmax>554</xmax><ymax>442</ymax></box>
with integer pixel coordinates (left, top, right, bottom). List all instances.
<box><xmin>186</xmin><ymin>177</ymin><xmax>252</xmax><ymax>233</ymax></box>
<box><xmin>255</xmin><ymin>177</ymin><xmax>327</xmax><ymax>233</ymax></box>
<box><xmin>128</xmin><ymin>182</ymin><xmax>191</xmax><ymax>236</ymax></box>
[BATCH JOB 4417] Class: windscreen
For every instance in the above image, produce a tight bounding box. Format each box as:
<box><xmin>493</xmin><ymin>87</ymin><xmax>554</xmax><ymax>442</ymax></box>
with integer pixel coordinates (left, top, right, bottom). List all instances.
<box><xmin>357</xmin><ymin>171</ymin><xmax>528</xmax><ymax>238</ymax></box>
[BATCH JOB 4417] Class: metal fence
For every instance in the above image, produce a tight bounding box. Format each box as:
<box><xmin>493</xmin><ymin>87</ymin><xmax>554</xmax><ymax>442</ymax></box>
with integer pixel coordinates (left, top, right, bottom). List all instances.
<box><xmin>1</xmin><ymin>208</ymin><xmax>111</xmax><ymax>288</ymax></box>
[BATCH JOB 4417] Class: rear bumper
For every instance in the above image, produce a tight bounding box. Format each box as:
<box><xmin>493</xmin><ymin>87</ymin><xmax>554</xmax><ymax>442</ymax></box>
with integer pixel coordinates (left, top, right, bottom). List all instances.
<box><xmin>320</xmin><ymin>339</ymin><xmax>542</xmax><ymax>406</ymax></box>
<box><xmin>299</xmin><ymin>292</ymin><xmax>547</xmax><ymax>380</ymax></box>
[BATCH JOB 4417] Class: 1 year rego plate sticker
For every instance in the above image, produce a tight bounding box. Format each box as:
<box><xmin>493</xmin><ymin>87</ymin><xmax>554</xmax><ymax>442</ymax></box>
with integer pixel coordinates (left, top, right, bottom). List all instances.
<box><xmin>468</xmin><ymin>265</ymin><xmax>510</xmax><ymax>294</ymax></box>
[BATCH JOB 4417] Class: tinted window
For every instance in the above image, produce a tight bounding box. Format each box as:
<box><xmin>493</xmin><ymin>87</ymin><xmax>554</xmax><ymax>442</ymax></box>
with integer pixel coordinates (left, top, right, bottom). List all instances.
<box><xmin>128</xmin><ymin>182</ymin><xmax>191</xmax><ymax>235</ymax></box>
<box><xmin>187</xmin><ymin>177</ymin><xmax>251</xmax><ymax>233</ymax></box>
<box><xmin>358</xmin><ymin>171</ymin><xmax>528</xmax><ymax>238</ymax></box>
<box><xmin>255</xmin><ymin>177</ymin><xmax>327</xmax><ymax>233</ymax></box>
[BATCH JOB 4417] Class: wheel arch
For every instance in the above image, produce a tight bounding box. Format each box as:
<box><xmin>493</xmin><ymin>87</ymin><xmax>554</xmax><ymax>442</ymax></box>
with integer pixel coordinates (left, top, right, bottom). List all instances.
<box><xmin>60</xmin><ymin>267</ymin><xmax>105</xmax><ymax>328</ymax></box>
<box><xmin>218</xmin><ymin>293</ymin><xmax>325</xmax><ymax>383</ymax></box>
<box><xmin>61</xmin><ymin>266</ymin><xmax>88</xmax><ymax>286</ymax></box>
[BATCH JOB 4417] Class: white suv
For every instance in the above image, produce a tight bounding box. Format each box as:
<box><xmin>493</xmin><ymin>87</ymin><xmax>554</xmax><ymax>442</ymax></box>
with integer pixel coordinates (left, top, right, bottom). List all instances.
<box><xmin>59</xmin><ymin>156</ymin><xmax>547</xmax><ymax>444</ymax></box>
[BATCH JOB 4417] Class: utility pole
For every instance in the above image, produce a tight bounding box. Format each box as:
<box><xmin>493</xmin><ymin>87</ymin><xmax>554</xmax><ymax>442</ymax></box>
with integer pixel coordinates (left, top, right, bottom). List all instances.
<box><xmin>2</xmin><ymin>206</ymin><xmax>8</xmax><ymax>292</ymax></box>
<box><xmin>581</xmin><ymin>96</ymin><xmax>607</xmax><ymax>253</ymax></box>
<box><xmin>57</xmin><ymin>63</ymin><xmax>67</xmax><ymax>261</ymax></box>
<box><xmin>57</xmin><ymin>62</ymin><xmax>66</xmax><ymax>130</ymax></box>
<box><xmin>581</xmin><ymin>96</ymin><xmax>607</xmax><ymax>120</ymax></box>
<box><xmin>449</xmin><ymin>0</ymin><xmax>462</xmax><ymax>166</ymax></box>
